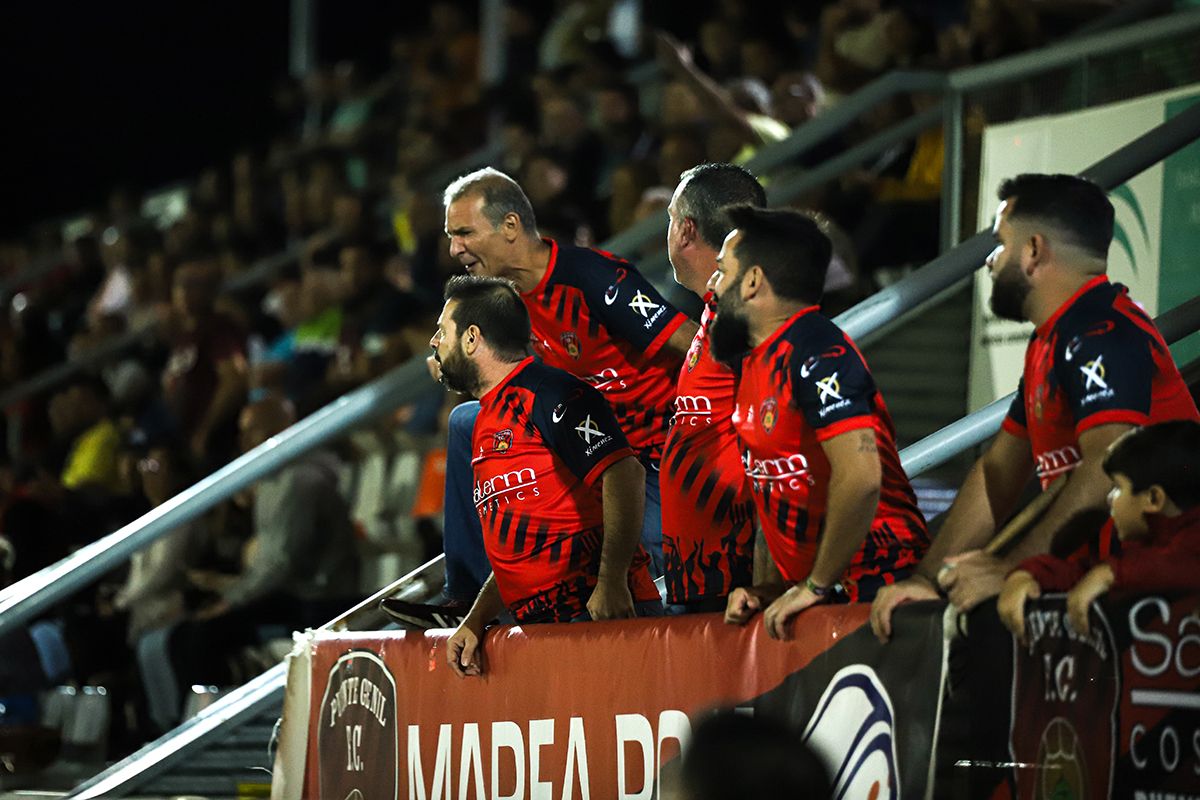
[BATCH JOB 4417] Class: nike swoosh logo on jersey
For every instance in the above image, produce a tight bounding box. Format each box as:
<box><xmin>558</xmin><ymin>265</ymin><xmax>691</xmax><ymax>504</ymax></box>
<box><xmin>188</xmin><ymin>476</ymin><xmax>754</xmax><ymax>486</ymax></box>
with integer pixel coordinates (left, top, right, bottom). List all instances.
<box><xmin>552</xmin><ymin>408</ymin><xmax>566</xmax><ymax>422</ymax></box>
<box><xmin>604</xmin><ymin>287</ymin><xmax>618</xmax><ymax>305</ymax></box>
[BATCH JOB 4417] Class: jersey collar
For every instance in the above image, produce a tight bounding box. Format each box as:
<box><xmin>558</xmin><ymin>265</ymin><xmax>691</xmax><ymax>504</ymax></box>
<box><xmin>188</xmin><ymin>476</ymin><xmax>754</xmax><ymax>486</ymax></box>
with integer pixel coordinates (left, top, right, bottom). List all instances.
<box><xmin>522</xmin><ymin>238</ymin><xmax>559</xmax><ymax>298</ymax></box>
<box><xmin>752</xmin><ymin>304</ymin><xmax>822</xmax><ymax>356</ymax></box>
<box><xmin>1036</xmin><ymin>275</ymin><xmax>1109</xmax><ymax>337</ymax></box>
<box><xmin>480</xmin><ymin>356</ymin><xmax>536</xmax><ymax>406</ymax></box>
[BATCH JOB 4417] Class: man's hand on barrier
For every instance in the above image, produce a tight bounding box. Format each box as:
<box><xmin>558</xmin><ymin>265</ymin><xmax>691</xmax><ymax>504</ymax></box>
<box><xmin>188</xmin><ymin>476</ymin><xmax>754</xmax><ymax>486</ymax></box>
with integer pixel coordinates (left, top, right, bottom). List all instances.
<box><xmin>997</xmin><ymin>570</ymin><xmax>1040</xmax><ymax>645</ymax></box>
<box><xmin>724</xmin><ymin>585</ymin><xmax>778</xmax><ymax>625</ymax></box>
<box><xmin>939</xmin><ymin>550</ymin><xmax>1007</xmax><ymax>612</ymax></box>
<box><xmin>587</xmin><ymin>579</ymin><xmax>636</xmax><ymax>621</ymax></box>
<box><xmin>868</xmin><ymin>575</ymin><xmax>939</xmax><ymax>642</ymax></box>
<box><xmin>762</xmin><ymin>583</ymin><xmax>824</xmax><ymax>640</ymax></box>
<box><xmin>1066</xmin><ymin>563</ymin><xmax>1114</xmax><ymax>637</ymax></box>
<box><xmin>446</xmin><ymin>620</ymin><xmax>485</xmax><ymax>678</ymax></box>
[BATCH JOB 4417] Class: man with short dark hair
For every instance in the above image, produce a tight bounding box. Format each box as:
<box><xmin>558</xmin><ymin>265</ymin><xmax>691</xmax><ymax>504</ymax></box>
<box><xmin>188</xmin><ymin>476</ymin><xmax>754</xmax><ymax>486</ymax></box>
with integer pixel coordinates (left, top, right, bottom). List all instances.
<box><xmin>660</xmin><ymin>163</ymin><xmax>765</xmax><ymax>612</ymax></box>
<box><xmin>712</xmin><ymin>205</ymin><xmax>929</xmax><ymax>640</ymax></box>
<box><xmin>434</xmin><ymin>275</ymin><xmax>660</xmax><ymax>676</ymax></box>
<box><xmin>870</xmin><ymin>173</ymin><xmax>1200</xmax><ymax>641</ymax></box>
<box><xmin>435</xmin><ymin>167</ymin><xmax>696</xmax><ymax>608</ymax></box>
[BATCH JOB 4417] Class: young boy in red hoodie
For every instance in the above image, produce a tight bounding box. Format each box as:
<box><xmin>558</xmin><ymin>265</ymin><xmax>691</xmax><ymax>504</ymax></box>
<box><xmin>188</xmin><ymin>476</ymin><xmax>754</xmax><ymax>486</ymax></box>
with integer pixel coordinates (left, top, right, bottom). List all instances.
<box><xmin>999</xmin><ymin>420</ymin><xmax>1200</xmax><ymax>641</ymax></box>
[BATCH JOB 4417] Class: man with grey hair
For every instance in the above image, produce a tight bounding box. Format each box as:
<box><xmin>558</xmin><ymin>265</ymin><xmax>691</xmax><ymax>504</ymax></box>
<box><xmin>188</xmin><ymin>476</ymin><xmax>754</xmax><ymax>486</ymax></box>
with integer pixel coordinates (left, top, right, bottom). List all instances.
<box><xmin>433</xmin><ymin>167</ymin><xmax>697</xmax><ymax>610</ymax></box>
<box><xmin>661</xmin><ymin>163</ymin><xmax>766</xmax><ymax>612</ymax></box>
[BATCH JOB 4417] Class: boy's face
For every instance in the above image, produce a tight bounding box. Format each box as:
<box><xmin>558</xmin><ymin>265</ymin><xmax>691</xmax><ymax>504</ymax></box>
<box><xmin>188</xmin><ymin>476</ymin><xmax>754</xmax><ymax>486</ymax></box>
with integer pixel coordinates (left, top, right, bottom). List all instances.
<box><xmin>1107</xmin><ymin>473</ymin><xmax>1153</xmax><ymax>541</ymax></box>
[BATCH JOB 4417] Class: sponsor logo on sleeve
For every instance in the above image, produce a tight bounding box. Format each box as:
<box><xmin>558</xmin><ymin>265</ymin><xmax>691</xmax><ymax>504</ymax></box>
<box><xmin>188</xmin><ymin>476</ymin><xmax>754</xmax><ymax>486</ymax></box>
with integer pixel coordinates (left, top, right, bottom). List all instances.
<box><xmin>815</xmin><ymin>371</ymin><xmax>852</xmax><ymax>417</ymax></box>
<box><xmin>1079</xmin><ymin>355</ymin><xmax>1115</xmax><ymax>405</ymax></box>
<box><xmin>575</xmin><ymin>414</ymin><xmax>614</xmax><ymax>455</ymax></box>
<box><xmin>630</xmin><ymin>291</ymin><xmax>666</xmax><ymax>328</ymax></box>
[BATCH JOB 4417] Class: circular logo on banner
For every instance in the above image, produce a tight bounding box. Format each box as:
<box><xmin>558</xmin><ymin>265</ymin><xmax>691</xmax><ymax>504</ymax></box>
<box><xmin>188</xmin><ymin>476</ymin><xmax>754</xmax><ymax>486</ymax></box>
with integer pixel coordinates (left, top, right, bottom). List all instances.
<box><xmin>1037</xmin><ymin>717</ymin><xmax>1086</xmax><ymax>800</ymax></box>
<box><xmin>318</xmin><ymin>650</ymin><xmax>399</xmax><ymax>800</ymax></box>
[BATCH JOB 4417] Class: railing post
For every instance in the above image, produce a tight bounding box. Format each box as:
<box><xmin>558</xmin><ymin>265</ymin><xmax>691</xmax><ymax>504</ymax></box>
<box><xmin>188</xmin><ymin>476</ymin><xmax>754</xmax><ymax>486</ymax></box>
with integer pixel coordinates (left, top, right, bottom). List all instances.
<box><xmin>940</xmin><ymin>88</ymin><xmax>965</xmax><ymax>253</ymax></box>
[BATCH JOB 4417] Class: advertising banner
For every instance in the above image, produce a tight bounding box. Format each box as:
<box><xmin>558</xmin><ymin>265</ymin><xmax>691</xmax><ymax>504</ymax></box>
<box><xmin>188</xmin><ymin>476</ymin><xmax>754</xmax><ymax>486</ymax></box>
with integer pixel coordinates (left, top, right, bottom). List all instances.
<box><xmin>296</xmin><ymin>603</ymin><xmax>949</xmax><ymax>800</ymax></box>
<box><xmin>1011</xmin><ymin>593</ymin><xmax>1200</xmax><ymax>798</ymax></box>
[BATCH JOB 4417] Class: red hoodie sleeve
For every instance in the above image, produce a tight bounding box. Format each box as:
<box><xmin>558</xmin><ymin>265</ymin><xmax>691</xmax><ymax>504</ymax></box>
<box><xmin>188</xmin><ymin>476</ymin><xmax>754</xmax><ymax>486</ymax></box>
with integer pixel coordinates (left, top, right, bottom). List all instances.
<box><xmin>1110</xmin><ymin>535</ymin><xmax>1200</xmax><ymax>593</ymax></box>
<box><xmin>1015</xmin><ymin>555</ymin><xmax>1090</xmax><ymax>592</ymax></box>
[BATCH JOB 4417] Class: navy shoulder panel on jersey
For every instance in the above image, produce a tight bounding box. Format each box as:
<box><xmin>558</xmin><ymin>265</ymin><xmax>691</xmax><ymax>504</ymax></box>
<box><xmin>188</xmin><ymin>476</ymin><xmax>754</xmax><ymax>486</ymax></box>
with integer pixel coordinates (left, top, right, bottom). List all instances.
<box><xmin>549</xmin><ymin>243</ymin><xmax>681</xmax><ymax>349</ymax></box>
<box><xmin>518</xmin><ymin>361</ymin><xmax>632</xmax><ymax>482</ymax></box>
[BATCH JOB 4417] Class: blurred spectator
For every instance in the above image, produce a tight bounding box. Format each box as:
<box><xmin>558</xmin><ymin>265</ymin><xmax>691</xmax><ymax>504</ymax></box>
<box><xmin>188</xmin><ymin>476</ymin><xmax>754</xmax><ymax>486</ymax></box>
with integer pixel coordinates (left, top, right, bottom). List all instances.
<box><xmin>113</xmin><ymin>442</ymin><xmax>200</xmax><ymax>642</ymax></box>
<box><xmin>50</xmin><ymin>377</ymin><xmax>121</xmax><ymax>494</ymax></box>
<box><xmin>159</xmin><ymin>261</ymin><xmax>248</xmax><ymax>465</ymax></box>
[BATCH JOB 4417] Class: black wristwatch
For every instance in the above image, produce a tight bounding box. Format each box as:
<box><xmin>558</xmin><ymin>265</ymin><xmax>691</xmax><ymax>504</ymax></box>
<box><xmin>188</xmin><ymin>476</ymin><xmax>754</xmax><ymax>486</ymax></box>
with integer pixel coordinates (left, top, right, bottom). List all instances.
<box><xmin>804</xmin><ymin>576</ymin><xmax>842</xmax><ymax>601</ymax></box>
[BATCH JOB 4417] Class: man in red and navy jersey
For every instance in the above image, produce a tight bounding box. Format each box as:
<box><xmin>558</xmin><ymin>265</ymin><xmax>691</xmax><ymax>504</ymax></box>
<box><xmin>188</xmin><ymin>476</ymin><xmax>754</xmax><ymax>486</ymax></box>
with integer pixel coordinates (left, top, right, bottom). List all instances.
<box><xmin>660</xmin><ymin>163</ymin><xmax>765</xmax><ymax>612</ymax></box>
<box><xmin>709</xmin><ymin>205</ymin><xmax>929</xmax><ymax>639</ymax></box>
<box><xmin>870</xmin><ymin>173</ymin><xmax>1200</xmax><ymax>641</ymax></box>
<box><xmin>433</xmin><ymin>275</ymin><xmax>661</xmax><ymax>677</ymax></box>
<box><xmin>438</xmin><ymin>168</ymin><xmax>697</xmax><ymax>591</ymax></box>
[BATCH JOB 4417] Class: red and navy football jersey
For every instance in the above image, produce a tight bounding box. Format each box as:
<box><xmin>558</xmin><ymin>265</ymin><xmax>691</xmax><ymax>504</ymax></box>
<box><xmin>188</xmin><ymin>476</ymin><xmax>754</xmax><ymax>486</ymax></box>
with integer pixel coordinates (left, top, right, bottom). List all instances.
<box><xmin>1003</xmin><ymin>277</ymin><xmax>1199</xmax><ymax>488</ymax></box>
<box><xmin>732</xmin><ymin>307</ymin><xmax>929</xmax><ymax>600</ymax></box>
<box><xmin>473</xmin><ymin>357</ymin><xmax>660</xmax><ymax>622</ymax></box>
<box><xmin>523</xmin><ymin>240</ymin><xmax>689</xmax><ymax>460</ymax></box>
<box><xmin>661</xmin><ymin>293</ymin><xmax>755</xmax><ymax>604</ymax></box>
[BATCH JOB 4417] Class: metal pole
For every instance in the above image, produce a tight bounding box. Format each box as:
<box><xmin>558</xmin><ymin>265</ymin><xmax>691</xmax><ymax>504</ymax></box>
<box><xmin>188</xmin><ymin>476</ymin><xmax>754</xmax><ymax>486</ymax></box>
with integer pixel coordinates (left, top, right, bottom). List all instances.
<box><xmin>940</xmin><ymin>89</ymin><xmax>965</xmax><ymax>252</ymax></box>
<box><xmin>289</xmin><ymin>0</ymin><xmax>316</xmax><ymax>80</ymax></box>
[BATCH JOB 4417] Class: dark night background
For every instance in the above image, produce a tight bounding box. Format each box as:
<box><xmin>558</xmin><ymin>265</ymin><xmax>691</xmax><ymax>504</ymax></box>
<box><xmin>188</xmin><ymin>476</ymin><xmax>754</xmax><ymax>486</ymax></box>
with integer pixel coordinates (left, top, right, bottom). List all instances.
<box><xmin>0</xmin><ymin>1</ymin><xmax>418</xmax><ymax>237</ymax></box>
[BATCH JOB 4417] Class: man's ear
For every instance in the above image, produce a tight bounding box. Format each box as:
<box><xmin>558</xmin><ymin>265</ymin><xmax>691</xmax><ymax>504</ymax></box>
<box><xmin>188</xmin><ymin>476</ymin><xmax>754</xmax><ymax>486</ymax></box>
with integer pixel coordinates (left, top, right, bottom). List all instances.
<box><xmin>741</xmin><ymin>265</ymin><xmax>763</xmax><ymax>300</ymax></box>
<box><xmin>463</xmin><ymin>324</ymin><xmax>482</xmax><ymax>355</ymax></box>
<box><xmin>502</xmin><ymin>212</ymin><xmax>522</xmax><ymax>242</ymax></box>
<box><xmin>1025</xmin><ymin>232</ymin><xmax>1047</xmax><ymax>275</ymax></box>
<box><xmin>680</xmin><ymin>216</ymin><xmax>698</xmax><ymax>247</ymax></box>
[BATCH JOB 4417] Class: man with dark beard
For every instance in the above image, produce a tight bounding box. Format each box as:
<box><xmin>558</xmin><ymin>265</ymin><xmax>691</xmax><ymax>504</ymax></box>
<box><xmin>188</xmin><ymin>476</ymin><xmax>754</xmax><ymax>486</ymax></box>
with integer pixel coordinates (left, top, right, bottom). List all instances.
<box><xmin>431</xmin><ymin>276</ymin><xmax>661</xmax><ymax>677</ymax></box>
<box><xmin>870</xmin><ymin>174</ymin><xmax>1199</xmax><ymax>641</ymax></box>
<box><xmin>710</xmin><ymin>205</ymin><xmax>928</xmax><ymax>639</ymax></box>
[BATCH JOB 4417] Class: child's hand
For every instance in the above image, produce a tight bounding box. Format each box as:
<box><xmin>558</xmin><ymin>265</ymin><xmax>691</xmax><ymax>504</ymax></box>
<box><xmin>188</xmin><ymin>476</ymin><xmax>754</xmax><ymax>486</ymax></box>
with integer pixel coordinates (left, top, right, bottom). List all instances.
<box><xmin>1067</xmin><ymin>564</ymin><xmax>1115</xmax><ymax>636</ymax></box>
<box><xmin>998</xmin><ymin>570</ymin><xmax>1041</xmax><ymax>645</ymax></box>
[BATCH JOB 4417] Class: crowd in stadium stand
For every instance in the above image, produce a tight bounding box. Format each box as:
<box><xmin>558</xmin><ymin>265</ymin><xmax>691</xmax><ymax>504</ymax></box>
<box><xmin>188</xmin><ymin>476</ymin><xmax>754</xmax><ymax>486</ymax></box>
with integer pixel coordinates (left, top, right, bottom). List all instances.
<box><xmin>0</xmin><ymin>0</ymin><xmax>1132</xmax><ymax>763</ymax></box>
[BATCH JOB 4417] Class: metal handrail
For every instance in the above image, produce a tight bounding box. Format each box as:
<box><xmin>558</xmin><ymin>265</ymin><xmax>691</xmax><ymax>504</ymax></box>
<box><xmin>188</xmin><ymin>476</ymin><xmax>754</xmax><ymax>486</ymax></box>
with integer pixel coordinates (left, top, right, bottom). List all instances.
<box><xmin>0</xmin><ymin>356</ymin><xmax>434</xmax><ymax>639</ymax></box>
<box><xmin>66</xmin><ymin>555</ymin><xmax>445</xmax><ymax>799</ymax></box>
<box><xmin>901</xmin><ymin>295</ymin><xmax>1200</xmax><ymax>478</ymax></box>
<box><xmin>947</xmin><ymin>8</ymin><xmax>1200</xmax><ymax>93</ymax></box>
<box><xmin>839</xmin><ymin>99</ymin><xmax>1200</xmax><ymax>345</ymax></box>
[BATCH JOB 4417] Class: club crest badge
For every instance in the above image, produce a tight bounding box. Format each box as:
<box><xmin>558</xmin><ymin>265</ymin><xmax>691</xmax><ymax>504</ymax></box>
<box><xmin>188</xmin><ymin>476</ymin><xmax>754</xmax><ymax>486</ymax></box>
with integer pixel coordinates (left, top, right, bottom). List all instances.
<box><xmin>686</xmin><ymin>341</ymin><xmax>702</xmax><ymax>372</ymax></box>
<box><xmin>560</xmin><ymin>331</ymin><xmax>581</xmax><ymax>360</ymax></box>
<box><xmin>760</xmin><ymin>398</ymin><xmax>778</xmax><ymax>433</ymax></box>
<box><xmin>493</xmin><ymin>429</ymin><xmax>513</xmax><ymax>453</ymax></box>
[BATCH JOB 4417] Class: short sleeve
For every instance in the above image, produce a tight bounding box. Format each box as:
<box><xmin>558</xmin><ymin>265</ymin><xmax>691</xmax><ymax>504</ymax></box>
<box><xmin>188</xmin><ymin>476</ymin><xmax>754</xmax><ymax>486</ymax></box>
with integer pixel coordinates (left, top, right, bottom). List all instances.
<box><xmin>790</xmin><ymin>343</ymin><xmax>876</xmax><ymax>440</ymax></box>
<box><xmin>1059</xmin><ymin>320</ymin><xmax>1153</xmax><ymax>433</ymax></box>
<box><xmin>578</xmin><ymin>253</ymin><xmax>687</xmax><ymax>357</ymax></box>
<box><xmin>532</xmin><ymin>377</ymin><xmax>635</xmax><ymax>486</ymax></box>
<box><xmin>1002</xmin><ymin>377</ymin><xmax>1029</xmax><ymax>438</ymax></box>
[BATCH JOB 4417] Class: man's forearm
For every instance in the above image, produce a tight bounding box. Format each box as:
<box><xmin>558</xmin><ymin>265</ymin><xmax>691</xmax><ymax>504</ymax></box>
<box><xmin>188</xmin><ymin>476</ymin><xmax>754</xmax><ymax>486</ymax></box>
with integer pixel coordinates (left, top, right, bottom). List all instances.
<box><xmin>464</xmin><ymin>575</ymin><xmax>505</xmax><ymax>629</ymax></box>
<box><xmin>809</xmin><ymin>476</ymin><xmax>879</xmax><ymax>587</ymax></box>
<box><xmin>1007</xmin><ymin>458</ymin><xmax>1111</xmax><ymax>563</ymax></box>
<box><xmin>598</xmin><ymin>457</ymin><xmax>646</xmax><ymax>584</ymax></box>
<box><xmin>198</xmin><ymin>371</ymin><xmax>247</xmax><ymax>443</ymax></box>
<box><xmin>916</xmin><ymin>443</ymin><xmax>1030</xmax><ymax>581</ymax></box>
